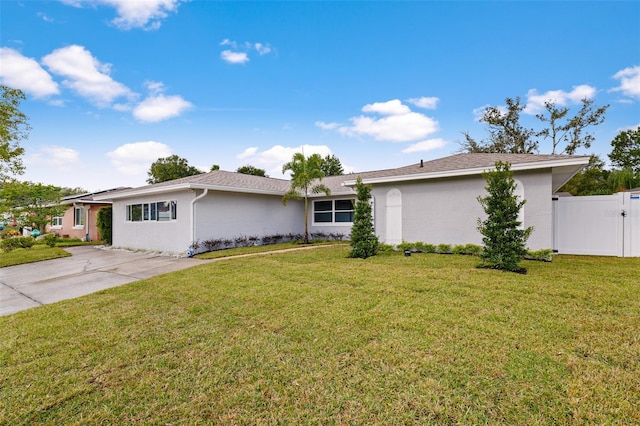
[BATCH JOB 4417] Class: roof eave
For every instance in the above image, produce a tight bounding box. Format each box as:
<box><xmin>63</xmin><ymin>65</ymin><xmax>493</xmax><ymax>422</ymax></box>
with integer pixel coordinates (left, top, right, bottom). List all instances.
<box><xmin>94</xmin><ymin>182</ymin><xmax>286</xmax><ymax>200</ymax></box>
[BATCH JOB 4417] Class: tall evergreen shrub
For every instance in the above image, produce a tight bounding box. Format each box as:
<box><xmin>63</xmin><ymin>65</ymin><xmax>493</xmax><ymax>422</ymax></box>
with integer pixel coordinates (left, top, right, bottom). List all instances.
<box><xmin>96</xmin><ymin>206</ymin><xmax>112</xmax><ymax>245</ymax></box>
<box><xmin>477</xmin><ymin>161</ymin><xmax>532</xmax><ymax>273</ymax></box>
<box><xmin>349</xmin><ymin>177</ymin><xmax>379</xmax><ymax>259</ymax></box>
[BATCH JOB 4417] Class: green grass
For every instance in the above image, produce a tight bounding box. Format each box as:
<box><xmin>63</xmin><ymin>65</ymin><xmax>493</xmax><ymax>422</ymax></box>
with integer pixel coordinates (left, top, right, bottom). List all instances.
<box><xmin>195</xmin><ymin>240</ymin><xmax>342</xmax><ymax>259</ymax></box>
<box><xmin>0</xmin><ymin>245</ymin><xmax>71</xmax><ymax>267</ymax></box>
<box><xmin>1</xmin><ymin>247</ymin><xmax>639</xmax><ymax>424</ymax></box>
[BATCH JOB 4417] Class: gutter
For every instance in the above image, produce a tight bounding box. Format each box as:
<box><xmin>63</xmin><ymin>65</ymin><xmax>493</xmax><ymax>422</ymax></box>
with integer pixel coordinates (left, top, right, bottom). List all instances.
<box><xmin>190</xmin><ymin>188</ymin><xmax>209</xmax><ymax>247</ymax></box>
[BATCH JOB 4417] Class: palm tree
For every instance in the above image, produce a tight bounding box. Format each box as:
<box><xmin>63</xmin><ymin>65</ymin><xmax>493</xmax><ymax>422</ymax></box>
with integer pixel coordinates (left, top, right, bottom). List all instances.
<box><xmin>282</xmin><ymin>153</ymin><xmax>331</xmax><ymax>243</ymax></box>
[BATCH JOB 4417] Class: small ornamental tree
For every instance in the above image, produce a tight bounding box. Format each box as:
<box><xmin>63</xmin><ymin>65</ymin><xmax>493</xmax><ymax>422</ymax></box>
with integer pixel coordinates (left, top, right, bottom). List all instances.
<box><xmin>477</xmin><ymin>161</ymin><xmax>532</xmax><ymax>273</ymax></box>
<box><xmin>349</xmin><ymin>177</ymin><xmax>379</xmax><ymax>259</ymax></box>
<box><xmin>96</xmin><ymin>206</ymin><xmax>112</xmax><ymax>245</ymax></box>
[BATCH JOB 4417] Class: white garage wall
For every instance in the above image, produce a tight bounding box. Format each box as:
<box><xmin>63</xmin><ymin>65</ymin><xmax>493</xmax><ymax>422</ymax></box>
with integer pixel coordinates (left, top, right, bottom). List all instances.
<box><xmin>194</xmin><ymin>190</ymin><xmax>305</xmax><ymax>245</ymax></box>
<box><xmin>371</xmin><ymin>170</ymin><xmax>553</xmax><ymax>250</ymax></box>
<box><xmin>112</xmin><ymin>190</ymin><xmax>194</xmax><ymax>254</ymax></box>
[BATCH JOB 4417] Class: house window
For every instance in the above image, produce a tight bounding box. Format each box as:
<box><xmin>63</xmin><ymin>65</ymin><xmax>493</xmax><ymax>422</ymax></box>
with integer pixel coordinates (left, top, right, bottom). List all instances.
<box><xmin>126</xmin><ymin>201</ymin><xmax>177</xmax><ymax>222</ymax></box>
<box><xmin>313</xmin><ymin>199</ymin><xmax>354</xmax><ymax>224</ymax></box>
<box><xmin>51</xmin><ymin>217</ymin><xmax>63</xmax><ymax>228</ymax></box>
<box><xmin>74</xmin><ymin>206</ymin><xmax>84</xmax><ymax>227</ymax></box>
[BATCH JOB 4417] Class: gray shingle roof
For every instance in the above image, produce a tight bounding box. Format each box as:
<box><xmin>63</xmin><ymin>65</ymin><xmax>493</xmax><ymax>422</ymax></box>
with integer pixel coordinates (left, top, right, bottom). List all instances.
<box><xmin>98</xmin><ymin>153</ymin><xmax>589</xmax><ymax>200</ymax></box>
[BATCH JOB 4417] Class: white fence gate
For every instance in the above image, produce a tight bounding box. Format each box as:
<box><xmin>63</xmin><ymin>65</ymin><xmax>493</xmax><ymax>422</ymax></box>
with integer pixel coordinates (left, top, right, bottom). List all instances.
<box><xmin>553</xmin><ymin>192</ymin><xmax>640</xmax><ymax>257</ymax></box>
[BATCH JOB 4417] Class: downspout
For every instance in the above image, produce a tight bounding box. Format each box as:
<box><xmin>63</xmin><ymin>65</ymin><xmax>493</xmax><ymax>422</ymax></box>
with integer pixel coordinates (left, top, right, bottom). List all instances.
<box><xmin>85</xmin><ymin>205</ymin><xmax>90</xmax><ymax>241</ymax></box>
<box><xmin>190</xmin><ymin>188</ymin><xmax>209</xmax><ymax>253</ymax></box>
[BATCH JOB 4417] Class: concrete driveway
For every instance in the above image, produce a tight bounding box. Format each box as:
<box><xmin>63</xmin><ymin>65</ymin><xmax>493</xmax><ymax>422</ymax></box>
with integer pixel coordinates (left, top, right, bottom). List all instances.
<box><xmin>0</xmin><ymin>246</ymin><xmax>208</xmax><ymax>316</ymax></box>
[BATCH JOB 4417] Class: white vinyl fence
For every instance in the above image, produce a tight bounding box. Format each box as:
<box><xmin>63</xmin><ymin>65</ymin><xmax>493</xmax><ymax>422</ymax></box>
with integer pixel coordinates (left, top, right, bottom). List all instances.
<box><xmin>553</xmin><ymin>192</ymin><xmax>640</xmax><ymax>257</ymax></box>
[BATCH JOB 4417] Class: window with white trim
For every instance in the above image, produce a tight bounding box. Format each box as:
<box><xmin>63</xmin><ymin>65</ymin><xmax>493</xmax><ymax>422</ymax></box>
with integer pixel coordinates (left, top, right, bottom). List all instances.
<box><xmin>313</xmin><ymin>199</ymin><xmax>354</xmax><ymax>224</ymax></box>
<box><xmin>51</xmin><ymin>217</ymin><xmax>63</xmax><ymax>227</ymax></box>
<box><xmin>126</xmin><ymin>201</ymin><xmax>177</xmax><ymax>222</ymax></box>
<box><xmin>74</xmin><ymin>206</ymin><xmax>84</xmax><ymax>227</ymax></box>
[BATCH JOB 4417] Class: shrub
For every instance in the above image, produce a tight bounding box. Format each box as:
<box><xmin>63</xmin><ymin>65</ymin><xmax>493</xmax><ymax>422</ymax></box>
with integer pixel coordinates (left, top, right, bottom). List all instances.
<box><xmin>477</xmin><ymin>161</ymin><xmax>532</xmax><ymax>273</ymax></box>
<box><xmin>452</xmin><ymin>244</ymin><xmax>467</xmax><ymax>255</ymax></box>
<box><xmin>437</xmin><ymin>243</ymin><xmax>452</xmax><ymax>254</ymax></box>
<box><xmin>96</xmin><ymin>206</ymin><xmax>112</xmax><ymax>245</ymax></box>
<box><xmin>526</xmin><ymin>248</ymin><xmax>553</xmax><ymax>262</ymax></box>
<box><xmin>463</xmin><ymin>244</ymin><xmax>483</xmax><ymax>256</ymax></box>
<box><xmin>43</xmin><ymin>233</ymin><xmax>58</xmax><ymax>247</ymax></box>
<box><xmin>349</xmin><ymin>178</ymin><xmax>379</xmax><ymax>259</ymax></box>
<box><xmin>1</xmin><ymin>236</ymin><xmax>35</xmax><ymax>253</ymax></box>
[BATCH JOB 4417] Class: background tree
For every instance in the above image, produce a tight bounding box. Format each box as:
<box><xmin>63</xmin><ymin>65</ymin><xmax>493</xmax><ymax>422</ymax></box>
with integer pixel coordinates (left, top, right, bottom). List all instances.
<box><xmin>460</xmin><ymin>97</ymin><xmax>538</xmax><ymax>154</ymax></box>
<box><xmin>320</xmin><ymin>154</ymin><xmax>344</xmax><ymax>176</ymax></box>
<box><xmin>536</xmin><ymin>98</ymin><xmax>608</xmax><ymax>155</ymax></box>
<box><xmin>558</xmin><ymin>155</ymin><xmax>612</xmax><ymax>196</ymax></box>
<box><xmin>460</xmin><ymin>96</ymin><xmax>608</xmax><ymax>156</ymax></box>
<box><xmin>96</xmin><ymin>206</ymin><xmax>112</xmax><ymax>245</ymax></box>
<box><xmin>236</xmin><ymin>165</ymin><xmax>267</xmax><ymax>177</ymax></box>
<box><xmin>210</xmin><ymin>164</ymin><xmax>220</xmax><ymax>171</ymax></box>
<box><xmin>477</xmin><ymin>161</ymin><xmax>532</xmax><ymax>273</ymax></box>
<box><xmin>0</xmin><ymin>85</ymin><xmax>29</xmax><ymax>181</ymax></box>
<box><xmin>147</xmin><ymin>155</ymin><xmax>203</xmax><ymax>184</ymax></box>
<box><xmin>607</xmin><ymin>168</ymin><xmax>640</xmax><ymax>192</ymax></box>
<box><xmin>349</xmin><ymin>177</ymin><xmax>378</xmax><ymax>259</ymax></box>
<box><xmin>0</xmin><ymin>180</ymin><xmax>65</xmax><ymax>232</ymax></box>
<box><xmin>609</xmin><ymin>127</ymin><xmax>640</xmax><ymax>174</ymax></box>
<box><xmin>60</xmin><ymin>187</ymin><xmax>88</xmax><ymax>197</ymax></box>
<box><xmin>282</xmin><ymin>153</ymin><xmax>331</xmax><ymax>243</ymax></box>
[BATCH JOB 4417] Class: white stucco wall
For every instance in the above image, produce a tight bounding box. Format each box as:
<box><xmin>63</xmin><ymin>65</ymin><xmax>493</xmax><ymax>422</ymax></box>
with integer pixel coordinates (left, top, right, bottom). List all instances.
<box><xmin>194</xmin><ymin>190</ymin><xmax>305</xmax><ymax>246</ymax></box>
<box><xmin>112</xmin><ymin>190</ymin><xmax>194</xmax><ymax>254</ymax></box>
<box><xmin>370</xmin><ymin>170</ymin><xmax>553</xmax><ymax>250</ymax></box>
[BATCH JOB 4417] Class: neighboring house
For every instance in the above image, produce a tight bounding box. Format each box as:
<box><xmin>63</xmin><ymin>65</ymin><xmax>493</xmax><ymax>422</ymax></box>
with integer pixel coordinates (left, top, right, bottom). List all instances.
<box><xmin>94</xmin><ymin>153</ymin><xmax>589</xmax><ymax>255</ymax></box>
<box><xmin>47</xmin><ymin>188</ymin><xmax>128</xmax><ymax>241</ymax></box>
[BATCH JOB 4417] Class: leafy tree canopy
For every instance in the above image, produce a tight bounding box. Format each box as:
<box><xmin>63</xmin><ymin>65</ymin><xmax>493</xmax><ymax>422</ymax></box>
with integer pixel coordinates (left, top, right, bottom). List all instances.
<box><xmin>320</xmin><ymin>154</ymin><xmax>344</xmax><ymax>176</ymax></box>
<box><xmin>0</xmin><ymin>85</ymin><xmax>29</xmax><ymax>181</ymax></box>
<box><xmin>282</xmin><ymin>152</ymin><xmax>331</xmax><ymax>243</ymax></box>
<box><xmin>0</xmin><ymin>180</ymin><xmax>65</xmax><ymax>232</ymax></box>
<box><xmin>460</xmin><ymin>96</ymin><xmax>608</xmax><ymax>156</ymax></box>
<box><xmin>147</xmin><ymin>155</ymin><xmax>203</xmax><ymax>184</ymax></box>
<box><xmin>558</xmin><ymin>155</ymin><xmax>612</xmax><ymax>196</ymax></box>
<box><xmin>236</xmin><ymin>165</ymin><xmax>267</xmax><ymax>177</ymax></box>
<box><xmin>608</xmin><ymin>127</ymin><xmax>640</xmax><ymax>174</ymax></box>
<box><xmin>210</xmin><ymin>164</ymin><xmax>220</xmax><ymax>171</ymax></box>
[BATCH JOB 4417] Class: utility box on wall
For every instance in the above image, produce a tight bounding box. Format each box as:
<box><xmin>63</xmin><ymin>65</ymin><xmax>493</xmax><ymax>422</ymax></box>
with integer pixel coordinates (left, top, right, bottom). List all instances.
<box><xmin>553</xmin><ymin>192</ymin><xmax>639</xmax><ymax>257</ymax></box>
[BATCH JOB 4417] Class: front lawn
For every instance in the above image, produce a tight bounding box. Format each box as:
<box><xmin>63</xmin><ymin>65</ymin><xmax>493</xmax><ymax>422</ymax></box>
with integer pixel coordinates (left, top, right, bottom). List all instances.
<box><xmin>0</xmin><ymin>245</ymin><xmax>71</xmax><ymax>268</ymax></box>
<box><xmin>1</xmin><ymin>247</ymin><xmax>638</xmax><ymax>424</ymax></box>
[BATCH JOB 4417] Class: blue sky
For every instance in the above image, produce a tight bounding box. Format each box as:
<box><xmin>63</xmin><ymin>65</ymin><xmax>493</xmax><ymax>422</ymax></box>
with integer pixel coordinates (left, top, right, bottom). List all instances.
<box><xmin>1</xmin><ymin>0</ymin><xmax>639</xmax><ymax>191</ymax></box>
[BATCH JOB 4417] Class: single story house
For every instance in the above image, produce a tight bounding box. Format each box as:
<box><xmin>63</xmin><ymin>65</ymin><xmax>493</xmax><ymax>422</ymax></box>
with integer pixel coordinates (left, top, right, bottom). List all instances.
<box><xmin>47</xmin><ymin>188</ymin><xmax>128</xmax><ymax>241</ymax></box>
<box><xmin>94</xmin><ymin>153</ymin><xmax>589</xmax><ymax>255</ymax></box>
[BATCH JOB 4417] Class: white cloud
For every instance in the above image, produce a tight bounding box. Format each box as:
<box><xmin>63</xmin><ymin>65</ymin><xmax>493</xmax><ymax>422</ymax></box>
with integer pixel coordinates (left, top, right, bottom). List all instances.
<box><xmin>236</xmin><ymin>144</ymin><xmax>333</xmax><ymax>177</ymax></box>
<box><xmin>221</xmin><ymin>50</ymin><xmax>249</xmax><ymax>64</ymax></box>
<box><xmin>133</xmin><ymin>94</ymin><xmax>192</xmax><ymax>122</ymax></box>
<box><xmin>41</xmin><ymin>44</ymin><xmax>133</xmax><ymax>107</ymax></box>
<box><xmin>337</xmin><ymin>99</ymin><xmax>439</xmax><ymax>142</ymax></box>
<box><xmin>237</xmin><ymin>147</ymin><xmax>258</xmax><ymax>159</ymax></box>
<box><xmin>362</xmin><ymin>99</ymin><xmax>411</xmax><ymax>115</ymax></box>
<box><xmin>254</xmin><ymin>43</ymin><xmax>272</xmax><ymax>55</ymax></box>
<box><xmin>106</xmin><ymin>141</ymin><xmax>172</xmax><ymax>176</ymax></box>
<box><xmin>0</xmin><ymin>48</ymin><xmax>59</xmax><ymax>98</ymax></box>
<box><xmin>25</xmin><ymin>146</ymin><xmax>80</xmax><ymax>171</ymax></box>
<box><xmin>219</xmin><ymin>39</ymin><xmax>273</xmax><ymax>64</ymax></box>
<box><xmin>407</xmin><ymin>96</ymin><xmax>439</xmax><ymax>109</ymax></box>
<box><xmin>315</xmin><ymin>121</ymin><xmax>340</xmax><ymax>130</ymax></box>
<box><xmin>62</xmin><ymin>0</ymin><xmax>183</xmax><ymax>30</ymax></box>
<box><xmin>523</xmin><ymin>85</ymin><xmax>596</xmax><ymax>114</ymax></box>
<box><xmin>401</xmin><ymin>138</ymin><xmax>447</xmax><ymax>154</ymax></box>
<box><xmin>611</xmin><ymin>65</ymin><xmax>640</xmax><ymax>99</ymax></box>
